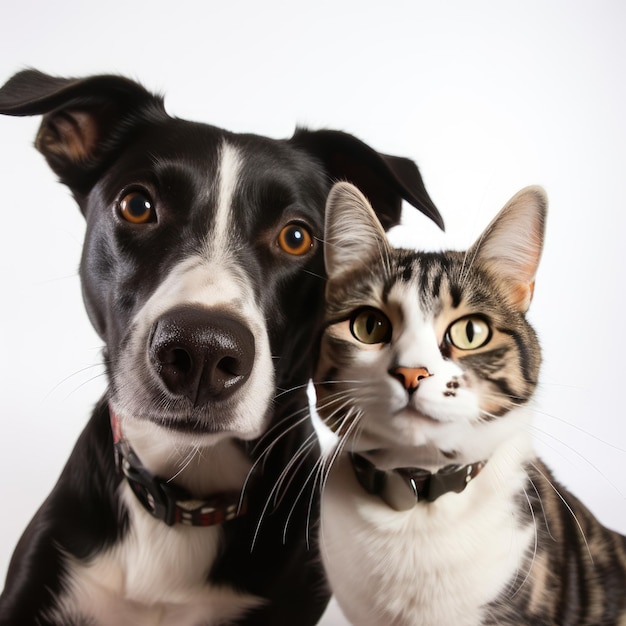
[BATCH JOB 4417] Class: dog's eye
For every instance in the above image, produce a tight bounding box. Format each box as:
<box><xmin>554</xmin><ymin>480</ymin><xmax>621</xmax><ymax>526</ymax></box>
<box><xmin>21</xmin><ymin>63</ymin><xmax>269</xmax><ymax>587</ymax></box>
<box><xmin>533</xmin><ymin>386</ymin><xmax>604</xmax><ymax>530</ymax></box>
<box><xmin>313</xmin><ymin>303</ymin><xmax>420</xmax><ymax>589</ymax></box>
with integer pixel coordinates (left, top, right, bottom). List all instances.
<box><xmin>278</xmin><ymin>223</ymin><xmax>313</xmax><ymax>256</ymax></box>
<box><xmin>350</xmin><ymin>308</ymin><xmax>392</xmax><ymax>345</ymax></box>
<box><xmin>446</xmin><ymin>315</ymin><xmax>491</xmax><ymax>350</ymax></box>
<box><xmin>119</xmin><ymin>191</ymin><xmax>155</xmax><ymax>224</ymax></box>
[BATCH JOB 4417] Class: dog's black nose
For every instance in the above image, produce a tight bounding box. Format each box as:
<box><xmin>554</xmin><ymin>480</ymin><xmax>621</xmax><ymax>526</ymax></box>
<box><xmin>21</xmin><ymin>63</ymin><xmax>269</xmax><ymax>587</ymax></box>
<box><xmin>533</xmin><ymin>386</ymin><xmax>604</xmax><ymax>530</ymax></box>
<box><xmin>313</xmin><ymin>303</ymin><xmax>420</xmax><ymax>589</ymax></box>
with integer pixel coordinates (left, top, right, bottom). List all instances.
<box><xmin>150</xmin><ymin>307</ymin><xmax>255</xmax><ymax>406</ymax></box>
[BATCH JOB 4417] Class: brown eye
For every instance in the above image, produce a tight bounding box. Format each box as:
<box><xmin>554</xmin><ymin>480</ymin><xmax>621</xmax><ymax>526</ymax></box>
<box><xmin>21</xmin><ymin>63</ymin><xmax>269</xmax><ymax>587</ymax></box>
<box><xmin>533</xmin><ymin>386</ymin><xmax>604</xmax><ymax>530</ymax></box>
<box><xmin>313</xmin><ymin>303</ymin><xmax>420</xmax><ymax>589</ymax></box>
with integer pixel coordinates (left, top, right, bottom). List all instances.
<box><xmin>447</xmin><ymin>316</ymin><xmax>491</xmax><ymax>350</ymax></box>
<box><xmin>277</xmin><ymin>223</ymin><xmax>313</xmax><ymax>256</ymax></box>
<box><xmin>350</xmin><ymin>308</ymin><xmax>392</xmax><ymax>344</ymax></box>
<box><xmin>119</xmin><ymin>191</ymin><xmax>155</xmax><ymax>224</ymax></box>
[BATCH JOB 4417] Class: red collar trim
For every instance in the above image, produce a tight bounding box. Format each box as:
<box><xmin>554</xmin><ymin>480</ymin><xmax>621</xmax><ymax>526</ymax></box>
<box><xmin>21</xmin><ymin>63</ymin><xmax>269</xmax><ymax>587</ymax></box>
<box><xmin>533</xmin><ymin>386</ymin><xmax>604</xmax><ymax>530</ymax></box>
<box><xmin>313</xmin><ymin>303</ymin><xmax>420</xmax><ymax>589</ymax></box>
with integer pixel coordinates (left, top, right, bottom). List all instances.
<box><xmin>110</xmin><ymin>407</ymin><xmax>247</xmax><ymax>527</ymax></box>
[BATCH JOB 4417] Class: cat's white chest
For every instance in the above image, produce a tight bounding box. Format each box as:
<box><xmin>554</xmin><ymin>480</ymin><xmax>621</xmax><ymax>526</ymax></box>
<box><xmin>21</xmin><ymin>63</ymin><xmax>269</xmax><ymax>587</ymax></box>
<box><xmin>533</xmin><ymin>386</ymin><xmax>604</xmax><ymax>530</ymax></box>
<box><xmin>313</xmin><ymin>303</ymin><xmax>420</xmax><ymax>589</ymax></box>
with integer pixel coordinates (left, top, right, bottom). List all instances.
<box><xmin>320</xmin><ymin>449</ymin><xmax>533</xmax><ymax>626</ymax></box>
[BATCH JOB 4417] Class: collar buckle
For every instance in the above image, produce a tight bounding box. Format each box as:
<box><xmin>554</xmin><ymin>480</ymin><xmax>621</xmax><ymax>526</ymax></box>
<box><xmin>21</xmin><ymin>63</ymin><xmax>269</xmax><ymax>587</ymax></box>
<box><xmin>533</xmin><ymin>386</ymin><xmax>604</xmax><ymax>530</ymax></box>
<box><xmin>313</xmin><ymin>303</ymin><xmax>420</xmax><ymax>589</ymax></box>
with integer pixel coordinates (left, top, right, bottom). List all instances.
<box><xmin>118</xmin><ymin>443</ymin><xmax>188</xmax><ymax>526</ymax></box>
<box><xmin>350</xmin><ymin>453</ymin><xmax>487</xmax><ymax>511</ymax></box>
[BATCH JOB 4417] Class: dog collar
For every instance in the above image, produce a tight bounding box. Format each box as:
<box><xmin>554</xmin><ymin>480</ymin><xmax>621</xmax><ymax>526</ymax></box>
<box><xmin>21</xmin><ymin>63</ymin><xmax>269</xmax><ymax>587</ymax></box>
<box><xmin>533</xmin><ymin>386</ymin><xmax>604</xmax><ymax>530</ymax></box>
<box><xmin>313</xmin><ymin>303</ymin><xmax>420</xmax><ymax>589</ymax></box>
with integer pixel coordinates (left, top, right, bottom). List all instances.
<box><xmin>350</xmin><ymin>453</ymin><xmax>487</xmax><ymax>511</ymax></box>
<box><xmin>110</xmin><ymin>409</ymin><xmax>247</xmax><ymax>527</ymax></box>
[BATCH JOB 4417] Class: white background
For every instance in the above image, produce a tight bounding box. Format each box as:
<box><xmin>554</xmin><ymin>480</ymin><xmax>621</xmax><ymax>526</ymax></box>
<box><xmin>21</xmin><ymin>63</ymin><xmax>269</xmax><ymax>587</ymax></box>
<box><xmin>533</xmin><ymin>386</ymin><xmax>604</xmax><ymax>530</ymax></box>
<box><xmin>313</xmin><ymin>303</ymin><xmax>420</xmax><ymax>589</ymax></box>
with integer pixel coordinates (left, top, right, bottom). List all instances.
<box><xmin>0</xmin><ymin>2</ymin><xmax>624</xmax><ymax>624</ymax></box>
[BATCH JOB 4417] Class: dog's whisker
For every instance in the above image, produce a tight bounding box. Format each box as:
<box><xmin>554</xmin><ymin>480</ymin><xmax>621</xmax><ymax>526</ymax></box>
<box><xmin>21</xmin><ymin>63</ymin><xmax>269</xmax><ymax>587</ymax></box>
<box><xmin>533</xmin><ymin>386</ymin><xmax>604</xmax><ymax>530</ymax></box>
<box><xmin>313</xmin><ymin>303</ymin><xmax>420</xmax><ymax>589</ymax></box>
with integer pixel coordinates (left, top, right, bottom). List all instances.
<box><xmin>43</xmin><ymin>362</ymin><xmax>107</xmax><ymax>400</ymax></box>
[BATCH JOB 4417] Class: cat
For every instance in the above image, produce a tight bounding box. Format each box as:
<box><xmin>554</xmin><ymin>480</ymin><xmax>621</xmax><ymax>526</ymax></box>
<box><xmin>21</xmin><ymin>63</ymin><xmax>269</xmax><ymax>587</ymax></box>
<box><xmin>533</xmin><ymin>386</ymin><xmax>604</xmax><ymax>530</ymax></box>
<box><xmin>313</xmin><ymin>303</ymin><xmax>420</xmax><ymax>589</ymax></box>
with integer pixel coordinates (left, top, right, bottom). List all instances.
<box><xmin>313</xmin><ymin>181</ymin><xmax>626</xmax><ymax>626</ymax></box>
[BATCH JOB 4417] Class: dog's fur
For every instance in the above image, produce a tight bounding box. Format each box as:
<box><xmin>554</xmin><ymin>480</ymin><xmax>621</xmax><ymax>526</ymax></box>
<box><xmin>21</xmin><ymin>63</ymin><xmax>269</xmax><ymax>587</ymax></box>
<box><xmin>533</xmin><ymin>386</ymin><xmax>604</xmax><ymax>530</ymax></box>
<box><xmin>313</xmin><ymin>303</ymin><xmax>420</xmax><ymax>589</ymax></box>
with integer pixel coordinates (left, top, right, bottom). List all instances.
<box><xmin>0</xmin><ymin>70</ymin><xmax>442</xmax><ymax>625</ymax></box>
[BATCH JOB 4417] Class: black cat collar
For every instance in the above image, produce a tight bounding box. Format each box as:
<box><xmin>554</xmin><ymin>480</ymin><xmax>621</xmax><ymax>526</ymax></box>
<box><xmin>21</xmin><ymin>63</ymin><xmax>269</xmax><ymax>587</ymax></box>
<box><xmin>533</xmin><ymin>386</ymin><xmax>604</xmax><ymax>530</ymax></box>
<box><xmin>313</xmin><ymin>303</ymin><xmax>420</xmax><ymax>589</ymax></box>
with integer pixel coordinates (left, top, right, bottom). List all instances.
<box><xmin>350</xmin><ymin>453</ymin><xmax>487</xmax><ymax>511</ymax></box>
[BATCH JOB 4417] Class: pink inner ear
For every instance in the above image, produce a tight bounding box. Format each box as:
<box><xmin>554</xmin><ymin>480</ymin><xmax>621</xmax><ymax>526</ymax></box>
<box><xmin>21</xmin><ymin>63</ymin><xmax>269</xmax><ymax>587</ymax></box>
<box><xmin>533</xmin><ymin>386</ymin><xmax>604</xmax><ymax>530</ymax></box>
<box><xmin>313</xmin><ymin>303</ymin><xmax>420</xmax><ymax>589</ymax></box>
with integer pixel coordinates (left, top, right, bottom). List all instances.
<box><xmin>510</xmin><ymin>280</ymin><xmax>535</xmax><ymax>312</ymax></box>
<box><xmin>511</xmin><ymin>283</ymin><xmax>532</xmax><ymax>311</ymax></box>
<box><xmin>38</xmin><ymin>110</ymin><xmax>100</xmax><ymax>162</ymax></box>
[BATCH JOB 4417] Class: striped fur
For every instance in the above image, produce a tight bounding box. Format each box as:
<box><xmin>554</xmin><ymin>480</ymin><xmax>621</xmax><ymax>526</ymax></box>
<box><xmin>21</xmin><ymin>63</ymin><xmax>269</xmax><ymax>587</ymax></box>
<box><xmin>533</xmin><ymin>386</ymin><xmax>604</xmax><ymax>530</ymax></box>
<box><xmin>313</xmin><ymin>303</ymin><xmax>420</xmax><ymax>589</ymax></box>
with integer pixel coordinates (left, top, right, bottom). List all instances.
<box><xmin>315</xmin><ymin>182</ymin><xmax>626</xmax><ymax>625</ymax></box>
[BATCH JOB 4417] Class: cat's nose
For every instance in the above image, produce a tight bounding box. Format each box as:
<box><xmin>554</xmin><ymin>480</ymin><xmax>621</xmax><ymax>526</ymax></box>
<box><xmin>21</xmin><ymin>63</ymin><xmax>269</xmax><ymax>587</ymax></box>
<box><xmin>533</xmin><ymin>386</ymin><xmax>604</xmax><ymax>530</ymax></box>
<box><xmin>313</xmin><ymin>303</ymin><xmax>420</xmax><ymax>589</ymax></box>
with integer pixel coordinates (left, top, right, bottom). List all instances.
<box><xmin>390</xmin><ymin>366</ymin><xmax>431</xmax><ymax>394</ymax></box>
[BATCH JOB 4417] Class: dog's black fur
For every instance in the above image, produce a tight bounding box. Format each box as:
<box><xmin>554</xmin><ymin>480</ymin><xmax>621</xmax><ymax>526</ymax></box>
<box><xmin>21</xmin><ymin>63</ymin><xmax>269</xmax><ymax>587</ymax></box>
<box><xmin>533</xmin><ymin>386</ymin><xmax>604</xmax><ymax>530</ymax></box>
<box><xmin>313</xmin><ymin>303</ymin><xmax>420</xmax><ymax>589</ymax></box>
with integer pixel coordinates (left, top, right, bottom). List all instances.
<box><xmin>0</xmin><ymin>70</ymin><xmax>442</xmax><ymax>625</ymax></box>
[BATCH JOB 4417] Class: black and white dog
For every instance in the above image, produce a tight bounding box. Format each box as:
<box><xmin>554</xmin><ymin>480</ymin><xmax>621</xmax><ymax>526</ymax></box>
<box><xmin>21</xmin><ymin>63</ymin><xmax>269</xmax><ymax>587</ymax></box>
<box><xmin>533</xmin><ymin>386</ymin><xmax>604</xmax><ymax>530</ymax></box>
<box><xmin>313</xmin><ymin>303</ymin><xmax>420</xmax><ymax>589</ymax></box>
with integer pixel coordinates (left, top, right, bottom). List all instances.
<box><xmin>0</xmin><ymin>70</ymin><xmax>442</xmax><ymax>625</ymax></box>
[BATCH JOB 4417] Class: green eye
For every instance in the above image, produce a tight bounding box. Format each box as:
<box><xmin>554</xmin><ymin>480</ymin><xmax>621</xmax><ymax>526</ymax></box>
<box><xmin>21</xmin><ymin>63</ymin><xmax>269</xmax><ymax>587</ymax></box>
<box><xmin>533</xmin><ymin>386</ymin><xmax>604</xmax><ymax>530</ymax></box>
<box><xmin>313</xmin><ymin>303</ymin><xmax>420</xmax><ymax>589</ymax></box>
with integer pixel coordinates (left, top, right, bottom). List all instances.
<box><xmin>350</xmin><ymin>308</ymin><xmax>392</xmax><ymax>344</ymax></box>
<box><xmin>447</xmin><ymin>316</ymin><xmax>491</xmax><ymax>350</ymax></box>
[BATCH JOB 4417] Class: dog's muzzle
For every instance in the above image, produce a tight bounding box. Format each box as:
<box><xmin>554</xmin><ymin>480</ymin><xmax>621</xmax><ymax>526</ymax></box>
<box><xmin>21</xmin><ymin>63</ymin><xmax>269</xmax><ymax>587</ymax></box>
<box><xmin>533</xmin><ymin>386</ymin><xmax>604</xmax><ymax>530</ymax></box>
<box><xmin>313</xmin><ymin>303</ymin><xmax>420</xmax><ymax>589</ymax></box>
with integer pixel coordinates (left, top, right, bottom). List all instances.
<box><xmin>149</xmin><ymin>306</ymin><xmax>256</xmax><ymax>406</ymax></box>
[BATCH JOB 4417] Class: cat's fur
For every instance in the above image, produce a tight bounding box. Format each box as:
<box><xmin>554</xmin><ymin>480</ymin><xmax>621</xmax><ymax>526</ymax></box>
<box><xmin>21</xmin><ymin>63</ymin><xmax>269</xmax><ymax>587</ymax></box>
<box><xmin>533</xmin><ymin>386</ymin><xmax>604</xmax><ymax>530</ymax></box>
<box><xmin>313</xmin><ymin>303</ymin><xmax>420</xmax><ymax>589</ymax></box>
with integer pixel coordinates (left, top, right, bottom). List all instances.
<box><xmin>314</xmin><ymin>182</ymin><xmax>626</xmax><ymax>626</ymax></box>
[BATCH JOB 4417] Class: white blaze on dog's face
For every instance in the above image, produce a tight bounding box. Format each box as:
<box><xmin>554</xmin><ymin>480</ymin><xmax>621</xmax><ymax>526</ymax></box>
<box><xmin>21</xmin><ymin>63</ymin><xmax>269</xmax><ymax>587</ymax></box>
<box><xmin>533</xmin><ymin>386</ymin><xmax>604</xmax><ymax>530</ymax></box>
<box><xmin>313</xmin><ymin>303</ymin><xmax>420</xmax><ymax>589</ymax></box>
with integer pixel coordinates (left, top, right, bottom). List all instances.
<box><xmin>112</xmin><ymin>142</ymin><xmax>274</xmax><ymax>447</ymax></box>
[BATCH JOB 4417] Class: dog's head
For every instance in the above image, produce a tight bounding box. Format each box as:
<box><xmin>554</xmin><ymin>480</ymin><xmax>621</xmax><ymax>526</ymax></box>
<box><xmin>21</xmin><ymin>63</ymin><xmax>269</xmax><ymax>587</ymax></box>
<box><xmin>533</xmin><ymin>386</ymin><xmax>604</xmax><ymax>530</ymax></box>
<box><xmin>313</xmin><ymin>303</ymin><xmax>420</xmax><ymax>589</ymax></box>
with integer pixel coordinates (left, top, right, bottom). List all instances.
<box><xmin>0</xmin><ymin>70</ymin><xmax>442</xmax><ymax>451</ymax></box>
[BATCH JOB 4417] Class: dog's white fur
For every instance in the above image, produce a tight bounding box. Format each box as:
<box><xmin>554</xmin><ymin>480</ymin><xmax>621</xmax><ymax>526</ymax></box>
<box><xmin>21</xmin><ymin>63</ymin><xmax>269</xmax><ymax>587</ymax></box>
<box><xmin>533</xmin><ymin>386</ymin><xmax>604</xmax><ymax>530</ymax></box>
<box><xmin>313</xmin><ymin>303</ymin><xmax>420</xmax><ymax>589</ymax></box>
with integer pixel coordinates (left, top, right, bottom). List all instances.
<box><xmin>50</xmin><ymin>486</ymin><xmax>262</xmax><ymax>625</ymax></box>
<box><xmin>50</xmin><ymin>142</ymin><xmax>271</xmax><ymax>625</ymax></box>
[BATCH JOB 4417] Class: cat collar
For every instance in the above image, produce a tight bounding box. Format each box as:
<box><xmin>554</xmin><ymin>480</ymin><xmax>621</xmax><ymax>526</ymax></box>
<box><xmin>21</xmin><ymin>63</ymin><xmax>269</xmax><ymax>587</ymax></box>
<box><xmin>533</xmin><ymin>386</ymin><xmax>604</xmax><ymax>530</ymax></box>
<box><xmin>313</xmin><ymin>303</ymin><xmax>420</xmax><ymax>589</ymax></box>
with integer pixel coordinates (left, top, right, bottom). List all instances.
<box><xmin>350</xmin><ymin>453</ymin><xmax>487</xmax><ymax>511</ymax></box>
<box><xmin>110</xmin><ymin>408</ymin><xmax>247</xmax><ymax>527</ymax></box>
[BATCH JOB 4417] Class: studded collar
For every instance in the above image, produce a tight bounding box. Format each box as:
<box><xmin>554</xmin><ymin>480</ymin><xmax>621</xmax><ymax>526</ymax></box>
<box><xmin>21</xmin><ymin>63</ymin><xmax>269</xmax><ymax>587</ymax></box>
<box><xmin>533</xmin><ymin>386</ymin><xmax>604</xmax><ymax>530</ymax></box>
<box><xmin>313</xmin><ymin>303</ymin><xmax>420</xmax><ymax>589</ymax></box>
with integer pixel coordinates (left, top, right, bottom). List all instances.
<box><xmin>110</xmin><ymin>408</ymin><xmax>247</xmax><ymax>527</ymax></box>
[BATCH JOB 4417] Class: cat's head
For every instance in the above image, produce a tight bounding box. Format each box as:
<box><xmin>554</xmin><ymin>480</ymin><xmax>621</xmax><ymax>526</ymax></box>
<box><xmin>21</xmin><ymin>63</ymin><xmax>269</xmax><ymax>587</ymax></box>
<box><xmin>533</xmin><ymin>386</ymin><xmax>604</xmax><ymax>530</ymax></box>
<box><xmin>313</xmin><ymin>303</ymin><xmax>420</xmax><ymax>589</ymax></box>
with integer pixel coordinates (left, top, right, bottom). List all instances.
<box><xmin>315</xmin><ymin>182</ymin><xmax>547</xmax><ymax>469</ymax></box>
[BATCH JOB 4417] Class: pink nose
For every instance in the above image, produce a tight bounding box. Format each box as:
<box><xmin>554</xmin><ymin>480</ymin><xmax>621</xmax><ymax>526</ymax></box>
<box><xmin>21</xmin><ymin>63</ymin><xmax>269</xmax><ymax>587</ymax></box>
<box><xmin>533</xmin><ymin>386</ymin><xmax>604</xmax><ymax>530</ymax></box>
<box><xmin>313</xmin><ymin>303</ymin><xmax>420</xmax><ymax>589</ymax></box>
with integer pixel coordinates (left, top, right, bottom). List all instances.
<box><xmin>390</xmin><ymin>366</ymin><xmax>431</xmax><ymax>393</ymax></box>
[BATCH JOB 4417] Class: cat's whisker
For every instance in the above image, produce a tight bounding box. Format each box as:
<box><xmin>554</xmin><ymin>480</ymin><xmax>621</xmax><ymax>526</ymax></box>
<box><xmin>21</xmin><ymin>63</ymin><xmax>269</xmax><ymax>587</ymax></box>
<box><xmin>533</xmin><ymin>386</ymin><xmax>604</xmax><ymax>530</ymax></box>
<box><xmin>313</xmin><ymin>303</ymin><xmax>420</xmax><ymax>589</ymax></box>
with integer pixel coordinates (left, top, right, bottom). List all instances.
<box><xmin>300</xmin><ymin>268</ymin><xmax>326</xmax><ymax>281</ymax></box>
<box><xmin>250</xmin><ymin>402</ymin><xmax>311</xmax><ymax>458</ymax></box>
<box><xmin>248</xmin><ymin>412</ymin><xmax>312</xmax><ymax>482</ymax></box>
<box><xmin>527</xmin><ymin>423</ymin><xmax>626</xmax><ymax>500</ymax></box>
<box><xmin>166</xmin><ymin>444</ymin><xmax>201</xmax><ymax>484</ymax></box>
<box><xmin>321</xmin><ymin>411</ymin><xmax>362</xmax><ymax>489</ymax></box>
<box><xmin>279</xmin><ymin>437</ymin><xmax>322</xmax><ymax>546</ymax></box>
<box><xmin>246</xmin><ymin>382</ymin><xmax>375</xmax><ymax>550</ymax></box>
<box><xmin>316</xmin><ymin>412</ymin><xmax>364</xmax><ymax>559</ymax></box>
<box><xmin>481</xmin><ymin>390</ymin><xmax>626</xmax><ymax>502</ymax></box>
<box><xmin>249</xmin><ymin>428</ymin><xmax>319</xmax><ymax>551</ymax></box>
<box><xmin>273</xmin><ymin>381</ymin><xmax>314</xmax><ymax>399</ymax></box>
<box><xmin>508</xmin><ymin>480</ymin><xmax>540</xmax><ymax>598</ymax></box>
<box><xmin>530</xmin><ymin>461</ymin><xmax>594</xmax><ymax>565</ymax></box>
<box><xmin>525</xmin><ymin>470</ymin><xmax>557</xmax><ymax>542</ymax></box>
<box><xmin>279</xmin><ymin>403</ymin><xmax>365</xmax><ymax>550</ymax></box>
<box><xmin>272</xmin><ymin>434</ymin><xmax>319</xmax><ymax>510</ymax></box>
<box><xmin>305</xmin><ymin>408</ymin><xmax>364</xmax><ymax>546</ymax></box>
<box><xmin>317</xmin><ymin>396</ymin><xmax>364</xmax><ymax>440</ymax></box>
<box><xmin>240</xmin><ymin>403</ymin><xmax>317</xmax><ymax>526</ymax></box>
<box><xmin>304</xmin><ymin>451</ymin><xmax>336</xmax><ymax>546</ymax></box>
<box><xmin>533</xmin><ymin>407</ymin><xmax>626</xmax><ymax>454</ymax></box>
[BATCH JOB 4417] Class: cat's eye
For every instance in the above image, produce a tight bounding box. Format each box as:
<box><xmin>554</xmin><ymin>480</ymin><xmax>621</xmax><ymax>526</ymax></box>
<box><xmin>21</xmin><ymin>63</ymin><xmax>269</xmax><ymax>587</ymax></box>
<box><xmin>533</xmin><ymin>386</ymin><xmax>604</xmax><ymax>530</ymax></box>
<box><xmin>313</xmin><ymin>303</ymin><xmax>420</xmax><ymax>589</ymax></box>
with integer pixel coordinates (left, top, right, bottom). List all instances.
<box><xmin>447</xmin><ymin>316</ymin><xmax>491</xmax><ymax>350</ymax></box>
<box><xmin>350</xmin><ymin>308</ymin><xmax>392</xmax><ymax>344</ymax></box>
<box><xmin>119</xmin><ymin>190</ymin><xmax>155</xmax><ymax>224</ymax></box>
<box><xmin>277</xmin><ymin>222</ymin><xmax>313</xmax><ymax>256</ymax></box>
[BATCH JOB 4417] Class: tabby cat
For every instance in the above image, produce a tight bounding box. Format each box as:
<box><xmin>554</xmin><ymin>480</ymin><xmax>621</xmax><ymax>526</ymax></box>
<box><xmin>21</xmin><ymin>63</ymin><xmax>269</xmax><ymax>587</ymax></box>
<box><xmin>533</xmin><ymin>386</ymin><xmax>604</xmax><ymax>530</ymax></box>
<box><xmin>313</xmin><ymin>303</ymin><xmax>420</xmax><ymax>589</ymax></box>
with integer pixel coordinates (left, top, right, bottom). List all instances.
<box><xmin>314</xmin><ymin>182</ymin><xmax>626</xmax><ymax>625</ymax></box>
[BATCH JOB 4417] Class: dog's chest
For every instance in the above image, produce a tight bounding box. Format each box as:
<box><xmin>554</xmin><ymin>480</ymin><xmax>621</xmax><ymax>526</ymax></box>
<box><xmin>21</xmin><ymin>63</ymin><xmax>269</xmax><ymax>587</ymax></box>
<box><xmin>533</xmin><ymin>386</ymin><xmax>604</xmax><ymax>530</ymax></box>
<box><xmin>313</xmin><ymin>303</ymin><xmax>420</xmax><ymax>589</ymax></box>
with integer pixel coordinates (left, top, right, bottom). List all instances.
<box><xmin>52</xmin><ymin>487</ymin><xmax>262</xmax><ymax>625</ymax></box>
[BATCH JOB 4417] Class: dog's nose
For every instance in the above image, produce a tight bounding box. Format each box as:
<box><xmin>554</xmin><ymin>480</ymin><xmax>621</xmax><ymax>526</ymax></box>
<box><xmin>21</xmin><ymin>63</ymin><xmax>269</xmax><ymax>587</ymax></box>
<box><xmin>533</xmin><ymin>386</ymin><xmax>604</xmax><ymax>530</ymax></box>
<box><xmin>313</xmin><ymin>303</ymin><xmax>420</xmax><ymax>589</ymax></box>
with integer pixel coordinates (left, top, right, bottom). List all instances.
<box><xmin>150</xmin><ymin>307</ymin><xmax>255</xmax><ymax>406</ymax></box>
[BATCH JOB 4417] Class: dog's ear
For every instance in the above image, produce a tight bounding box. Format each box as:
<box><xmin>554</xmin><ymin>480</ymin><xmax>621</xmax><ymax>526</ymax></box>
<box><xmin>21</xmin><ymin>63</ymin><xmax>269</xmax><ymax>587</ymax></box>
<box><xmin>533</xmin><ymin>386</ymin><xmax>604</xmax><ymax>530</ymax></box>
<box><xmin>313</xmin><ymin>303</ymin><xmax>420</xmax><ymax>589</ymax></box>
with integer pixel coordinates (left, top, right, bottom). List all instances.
<box><xmin>291</xmin><ymin>128</ymin><xmax>444</xmax><ymax>231</ymax></box>
<box><xmin>0</xmin><ymin>69</ymin><xmax>165</xmax><ymax>194</ymax></box>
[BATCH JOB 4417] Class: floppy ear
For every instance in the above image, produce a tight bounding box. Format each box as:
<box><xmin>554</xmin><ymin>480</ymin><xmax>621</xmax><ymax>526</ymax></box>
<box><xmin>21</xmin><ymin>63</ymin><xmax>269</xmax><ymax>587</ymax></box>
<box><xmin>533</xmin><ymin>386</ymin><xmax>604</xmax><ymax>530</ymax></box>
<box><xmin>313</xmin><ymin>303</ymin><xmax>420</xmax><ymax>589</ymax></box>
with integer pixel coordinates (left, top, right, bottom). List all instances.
<box><xmin>0</xmin><ymin>69</ymin><xmax>165</xmax><ymax>195</ymax></box>
<box><xmin>324</xmin><ymin>182</ymin><xmax>392</xmax><ymax>280</ymax></box>
<box><xmin>291</xmin><ymin>128</ymin><xmax>443</xmax><ymax>231</ymax></box>
<box><xmin>471</xmin><ymin>185</ymin><xmax>547</xmax><ymax>312</ymax></box>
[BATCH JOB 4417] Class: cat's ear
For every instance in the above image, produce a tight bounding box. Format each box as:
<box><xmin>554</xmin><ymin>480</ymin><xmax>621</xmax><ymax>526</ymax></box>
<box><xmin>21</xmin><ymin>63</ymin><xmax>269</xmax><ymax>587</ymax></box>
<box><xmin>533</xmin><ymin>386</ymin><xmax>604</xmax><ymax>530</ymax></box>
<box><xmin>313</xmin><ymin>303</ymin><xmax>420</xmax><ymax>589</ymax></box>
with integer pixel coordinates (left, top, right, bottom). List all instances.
<box><xmin>471</xmin><ymin>185</ymin><xmax>547</xmax><ymax>312</ymax></box>
<box><xmin>324</xmin><ymin>181</ymin><xmax>392</xmax><ymax>279</ymax></box>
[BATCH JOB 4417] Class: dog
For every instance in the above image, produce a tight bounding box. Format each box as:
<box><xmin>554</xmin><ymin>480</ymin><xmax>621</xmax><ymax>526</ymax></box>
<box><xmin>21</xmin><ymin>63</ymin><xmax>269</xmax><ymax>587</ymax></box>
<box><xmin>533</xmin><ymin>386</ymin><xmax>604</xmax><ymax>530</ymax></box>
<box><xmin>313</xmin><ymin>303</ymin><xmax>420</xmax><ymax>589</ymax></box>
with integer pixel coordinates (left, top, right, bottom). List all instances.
<box><xmin>0</xmin><ymin>69</ymin><xmax>442</xmax><ymax>625</ymax></box>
